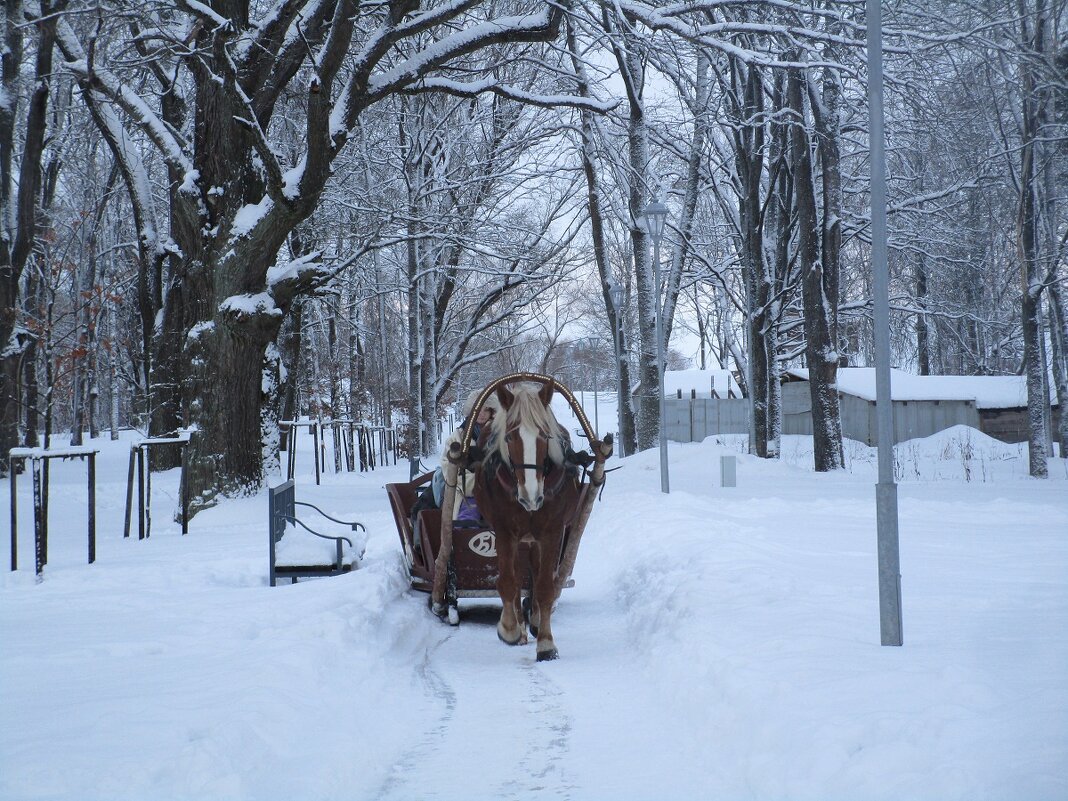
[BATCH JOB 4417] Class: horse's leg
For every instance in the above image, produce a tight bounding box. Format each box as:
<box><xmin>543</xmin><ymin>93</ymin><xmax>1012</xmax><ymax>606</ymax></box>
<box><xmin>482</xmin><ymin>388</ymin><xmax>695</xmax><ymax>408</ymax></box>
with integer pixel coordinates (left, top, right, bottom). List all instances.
<box><xmin>532</xmin><ymin>533</ymin><xmax>560</xmax><ymax>661</ymax></box>
<box><xmin>526</xmin><ymin>542</ymin><xmax>542</xmax><ymax>637</ymax></box>
<box><xmin>495</xmin><ymin>531</ymin><xmax>527</xmax><ymax>646</ymax></box>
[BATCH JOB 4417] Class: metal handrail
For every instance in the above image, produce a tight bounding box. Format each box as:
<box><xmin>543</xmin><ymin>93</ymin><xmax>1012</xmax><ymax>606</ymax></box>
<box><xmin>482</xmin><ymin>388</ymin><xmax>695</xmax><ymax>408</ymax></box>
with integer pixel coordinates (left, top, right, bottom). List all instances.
<box><xmin>293</xmin><ymin>500</ymin><xmax>365</xmax><ymax>531</ymax></box>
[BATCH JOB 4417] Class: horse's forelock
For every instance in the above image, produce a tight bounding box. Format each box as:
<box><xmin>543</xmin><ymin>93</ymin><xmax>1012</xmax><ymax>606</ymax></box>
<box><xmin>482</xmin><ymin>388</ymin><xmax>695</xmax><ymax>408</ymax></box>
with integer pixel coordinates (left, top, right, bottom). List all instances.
<box><xmin>489</xmin><ymin>384</ymin><xmax>565</xmax><ymax>465</ymax></box>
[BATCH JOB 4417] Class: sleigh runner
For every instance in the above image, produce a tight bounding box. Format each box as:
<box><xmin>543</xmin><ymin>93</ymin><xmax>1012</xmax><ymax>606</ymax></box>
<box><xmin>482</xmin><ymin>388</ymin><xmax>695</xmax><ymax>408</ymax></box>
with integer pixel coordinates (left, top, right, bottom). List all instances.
<box><xmin>385</xmin><ymin>374</ymin><xmax>612</xmax><ymax>654</ymax></box>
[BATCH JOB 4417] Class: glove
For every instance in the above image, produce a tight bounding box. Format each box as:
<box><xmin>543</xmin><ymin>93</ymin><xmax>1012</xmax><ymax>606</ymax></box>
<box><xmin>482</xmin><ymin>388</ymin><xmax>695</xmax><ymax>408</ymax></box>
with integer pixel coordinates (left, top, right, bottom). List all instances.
<box><xmin>568</xmin><ymin>449</ymin><xmax>595</xmax><ymax>468</ymax></box>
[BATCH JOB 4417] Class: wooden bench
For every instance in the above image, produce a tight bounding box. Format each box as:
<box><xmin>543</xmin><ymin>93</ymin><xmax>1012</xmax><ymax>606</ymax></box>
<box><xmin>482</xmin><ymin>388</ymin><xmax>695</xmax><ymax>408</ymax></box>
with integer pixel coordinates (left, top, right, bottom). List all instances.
<box><xmin>269</xmin><ymin>480</ymin><xmax>365</xmax><ymax>586</ymax></box>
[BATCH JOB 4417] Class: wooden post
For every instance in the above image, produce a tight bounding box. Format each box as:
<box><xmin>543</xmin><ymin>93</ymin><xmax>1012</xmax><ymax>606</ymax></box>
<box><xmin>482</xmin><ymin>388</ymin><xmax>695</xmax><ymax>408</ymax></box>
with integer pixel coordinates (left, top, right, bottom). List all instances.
<box><xmin>180</xmin><ymin>443</ymin><xmax>189</xmax><ymax>535</ymax></box>
<box><xmin>10</xmin><ymin>459</ymin><xmax>17</xmax><ymax>571</ymax></box>
<box><xmin>41</xmin><ymin>460</ymin><xmax>49</xmax><ymax>564</ymax></box>
<box><xmin>344</xmin><ymin>423</ymin><xmax>355</xmax><ymax>471</ymax></box>
<box><xmin>144</xmin><ymin>446</ymin><xmax>152</xmax><ymax>539</ymax></box>
<box><xmin>33</xmin><ymin>458</ymin><xmax>44</xmax><ymax>577</ymax></box>
<box><xmin>313</xmin><ymin>423</ymin><xmax>321</xmax><ymax>485</ymax></box>
<box><xmin>332</xmin><ymin>422</ymin><xmax>342</xmax><ymax>472</ymax></box>
<box><xmin>137</xmin><ymin>447</ymin><xmax>146</xmax><ymax>540</ymax></box>
<box><xmin>123</xmin><ymin>447</ymin><xmax>136</xmax><ymax>538</ymax></box>
<box><xmin>88</xmin><ymin>453</ymin><xmax>96</xmax><ymax>564</ymax></box>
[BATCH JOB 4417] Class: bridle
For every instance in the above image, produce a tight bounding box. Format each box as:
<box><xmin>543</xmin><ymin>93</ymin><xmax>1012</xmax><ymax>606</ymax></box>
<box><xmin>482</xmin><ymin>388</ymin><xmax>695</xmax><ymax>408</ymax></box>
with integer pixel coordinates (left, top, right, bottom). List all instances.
<box><xmin>496</xmin><ymin>420</ymin><xmax>566</xmax><ymax>498</ymax></box>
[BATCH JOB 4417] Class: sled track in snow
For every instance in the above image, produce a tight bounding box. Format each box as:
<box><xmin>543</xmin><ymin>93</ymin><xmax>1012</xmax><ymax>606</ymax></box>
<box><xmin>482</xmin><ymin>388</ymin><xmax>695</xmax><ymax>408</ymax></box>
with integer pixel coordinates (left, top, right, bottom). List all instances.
<box><xmin>376</xmin><ymin>637</ymin><xmax>458</xmax><ymax>801</ymax></box>
<box><xmin>495</xmin><ymin>662</ymin><xmax>576</xmax><ymax>800</ymax></box>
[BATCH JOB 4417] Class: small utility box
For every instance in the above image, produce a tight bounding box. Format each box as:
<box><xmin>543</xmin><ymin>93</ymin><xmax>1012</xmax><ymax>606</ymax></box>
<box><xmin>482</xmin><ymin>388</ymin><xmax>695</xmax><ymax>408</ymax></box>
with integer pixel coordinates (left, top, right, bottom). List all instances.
<box><xmin>720</xmin><ymin>455</ymin><xmax>737</xmax><ymax>487</ymax></box>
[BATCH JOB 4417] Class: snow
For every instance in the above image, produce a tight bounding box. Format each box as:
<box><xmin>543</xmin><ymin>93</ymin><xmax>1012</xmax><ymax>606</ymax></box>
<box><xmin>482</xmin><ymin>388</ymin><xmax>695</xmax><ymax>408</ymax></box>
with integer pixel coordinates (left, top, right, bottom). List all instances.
<box><xmin>265</xmin><ymin>251</ymin><xmax>323</xmax><ymax>289</ymax></box>
<box><xmin>663</xmin><ymin>367</ymin><xmax>743</xmax><ymax>398</ymax></box>
<box><xmin>231</xmin><ymin>195</ymin><xmax>273</xmax><ymax>237</ymax></box>
<box><xmin>219</xmin><ymin>292</ymin><xmax>282</xmax><ymax>318</ymax></box>
<box><xmin>1</xmin><ymin>429</ymin><xmax>1065</xmax><ymax>800</ymax></box>
<box><xmin>281</xmin><ymin>157</ymin><xmax>306</xmax><ymax>201</ymax></box>
<box><xmin>785</xmin><ymin>367</ymin><xmax>1052</xmax><ymax>409</ymax></box>
<box><xmin>186</xmin><ymin>320</ymin><xmax>215</xmax><ymax>341</ymax></box>
<box><xmin>273</xmin><ymin>523</ymin><xmax>365</xmax><ymax>569</ymax></box>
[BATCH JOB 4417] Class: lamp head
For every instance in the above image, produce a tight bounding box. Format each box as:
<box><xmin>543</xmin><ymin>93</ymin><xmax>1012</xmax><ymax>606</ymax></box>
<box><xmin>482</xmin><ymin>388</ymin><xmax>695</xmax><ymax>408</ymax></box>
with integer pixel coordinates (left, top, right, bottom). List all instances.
<box><xmin>641</xmin><ymin>197</ymin><xmax>669</xmax><ymax>241</ymax></box>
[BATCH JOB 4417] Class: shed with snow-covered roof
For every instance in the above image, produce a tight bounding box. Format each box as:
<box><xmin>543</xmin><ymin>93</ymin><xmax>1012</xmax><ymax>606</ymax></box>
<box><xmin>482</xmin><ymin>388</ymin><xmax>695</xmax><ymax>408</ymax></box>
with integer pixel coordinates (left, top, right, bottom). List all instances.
<box><xmin>781</xmin><ymin>368</ymin><xmax>1059</xmax><ymax>445</ymax></box>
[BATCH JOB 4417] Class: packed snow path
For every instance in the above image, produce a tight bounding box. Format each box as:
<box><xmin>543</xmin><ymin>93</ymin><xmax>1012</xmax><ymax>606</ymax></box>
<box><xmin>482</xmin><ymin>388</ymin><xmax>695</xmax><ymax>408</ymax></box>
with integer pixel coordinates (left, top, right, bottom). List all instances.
<box><xmin>2</xmin><ymin>428</ymin><xmax>1066</xmax><ymax>800</ymax></box>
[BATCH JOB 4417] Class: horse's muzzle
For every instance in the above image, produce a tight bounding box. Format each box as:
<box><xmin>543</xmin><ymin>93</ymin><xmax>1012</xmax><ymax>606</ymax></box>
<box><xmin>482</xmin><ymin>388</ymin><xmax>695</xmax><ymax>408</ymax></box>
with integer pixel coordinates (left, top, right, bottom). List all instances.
<box><xmin>517</xmin><ymin>492</ymin><xmax>544</xmax><ymax>512</ymax></box>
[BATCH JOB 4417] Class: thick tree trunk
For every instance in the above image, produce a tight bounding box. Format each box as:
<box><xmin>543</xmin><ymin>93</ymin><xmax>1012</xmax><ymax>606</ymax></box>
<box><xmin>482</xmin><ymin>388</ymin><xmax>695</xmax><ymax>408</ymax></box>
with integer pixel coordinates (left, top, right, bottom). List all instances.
<box><xmin>1</xmin><ymin>2</ymin><xmax>63</xmax><ymax>471</ymax></box>
<box><xmin>730</xmin><ymin>60</ymin><xmax>772</xmax><ymax>457</ymax></box>
<box><xmin>764</xmin><ymin>74</ymin><xmax>791</xmax><ymax>458</ymax></box>
<box><xmin>623</xmin><ymin>111</ymin><xmax>656</xmax><ymax>453</ymax></box>
<box><xmin>789</xmin><ymin>66</ymin><xmax>843</xmax><ymax>471</ymax></box>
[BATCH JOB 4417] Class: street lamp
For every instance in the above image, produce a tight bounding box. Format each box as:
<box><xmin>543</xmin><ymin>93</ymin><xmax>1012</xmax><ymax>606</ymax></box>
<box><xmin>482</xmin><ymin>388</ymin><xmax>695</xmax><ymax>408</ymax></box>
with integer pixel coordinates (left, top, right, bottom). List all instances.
<box><xmin>608</xmin><ymin>280</ymin><xmax>625</xmax><ymax>457</ymax></box>
<box><xmin>641</xmin><ymin>197</ymin><xmax>670</xmax><ymax>494</ymax></box>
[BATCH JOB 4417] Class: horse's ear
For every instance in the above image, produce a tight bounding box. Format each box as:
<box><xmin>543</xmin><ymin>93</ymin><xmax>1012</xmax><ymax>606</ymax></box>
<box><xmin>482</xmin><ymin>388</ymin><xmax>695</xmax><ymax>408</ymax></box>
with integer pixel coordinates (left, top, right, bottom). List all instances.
<box><xmin>538</xmin><ymin>380</ymin><xmax>555</xmax><ymax>407</ymax></box>
<box><xmin>496</xmin><ymin>385</ymin><xmax>514</xmax><ymax>410</ymax></box>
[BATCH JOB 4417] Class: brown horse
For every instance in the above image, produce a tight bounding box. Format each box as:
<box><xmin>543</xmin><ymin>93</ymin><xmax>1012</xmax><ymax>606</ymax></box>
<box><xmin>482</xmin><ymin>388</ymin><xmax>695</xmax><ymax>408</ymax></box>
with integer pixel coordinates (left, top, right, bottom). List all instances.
<box><xmin>472</xmin><ymin>381</ymin><xmax>581</xmax><ymax>661</ymax></box>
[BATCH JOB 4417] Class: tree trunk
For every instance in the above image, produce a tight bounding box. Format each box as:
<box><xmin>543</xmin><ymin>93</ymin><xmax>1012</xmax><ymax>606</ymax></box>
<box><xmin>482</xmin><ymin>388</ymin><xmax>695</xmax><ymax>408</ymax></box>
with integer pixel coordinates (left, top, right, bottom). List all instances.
<box><xmin>279</xmin><ymin>299</ymin><xmax>303</xmax><ymax>450</ymax></box>
<box><xmin>729</xmin><ymin>60</ymin><xmax>771</xmax><ymax>457</ymax></box>
<box><xmin>602</xmin><ymin>8</ymin><xmax>658</xmax><ymax>452</ymax></box>
<box><xmin>1018</xmin><ymin>3</ymin><xmax>1050</xmax><ymax>477</ymax></box>
<box><xmin>1048</xmin><ymin>282</ymin><xmax>1068</xmax><ymax>456</ymax></box>
<box><xmin>565</xmin><ymin>17</ymin><xmax>636</xmax><ymax>455</ymax></box>
<box><xmin>1</xmin><ymin>2</ymin><xmax>64</xmax><ymax>471</ymax></box>
<box><xmin>789</xmin><ymin>66</ymin><xmax>843</xmax><ymax>471</ymax></box>
<box><xmin>916</xmin><ymin>251</ymin><xmax>930</xmax><ymax>375</ymax></box>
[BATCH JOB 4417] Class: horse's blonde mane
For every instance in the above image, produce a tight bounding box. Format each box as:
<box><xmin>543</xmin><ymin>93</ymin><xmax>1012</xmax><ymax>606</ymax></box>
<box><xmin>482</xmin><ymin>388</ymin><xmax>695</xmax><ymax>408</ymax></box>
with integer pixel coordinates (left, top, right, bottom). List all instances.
<box><xmin>488</xmin><ymin>383</ymin><xmax>565</xmax><ymax>465</ymax></box>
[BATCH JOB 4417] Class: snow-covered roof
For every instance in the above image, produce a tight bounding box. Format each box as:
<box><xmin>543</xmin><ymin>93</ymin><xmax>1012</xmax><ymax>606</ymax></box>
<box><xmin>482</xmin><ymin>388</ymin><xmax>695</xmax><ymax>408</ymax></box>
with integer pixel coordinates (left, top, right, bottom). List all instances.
<box><xmin>662</xmin><ymin>368</ymin><xmax>743</xmax><ymax>398</ymax></box>
<box><xmin>783</xmin><ymin>368</ymin><xmax>1049</xmax><ymax>409</ymax></box>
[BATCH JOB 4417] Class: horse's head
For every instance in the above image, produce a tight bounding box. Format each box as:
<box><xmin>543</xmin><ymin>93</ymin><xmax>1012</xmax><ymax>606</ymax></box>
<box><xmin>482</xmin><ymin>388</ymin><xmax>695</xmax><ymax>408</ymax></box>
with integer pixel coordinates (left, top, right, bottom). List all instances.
<box><xmin>491</xmin><ymin>381</ymin><xmax>565</xmax><ymax>512</ymax></box>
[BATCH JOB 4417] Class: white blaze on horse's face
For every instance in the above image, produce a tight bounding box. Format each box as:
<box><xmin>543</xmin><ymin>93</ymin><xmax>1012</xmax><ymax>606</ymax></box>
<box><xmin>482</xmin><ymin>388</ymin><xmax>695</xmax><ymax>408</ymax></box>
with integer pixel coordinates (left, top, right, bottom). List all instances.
<box><xmin>515</xmin><ymin>423</ymin><xmax>545</xmax><ymax>512</ymax></box>
<box><xmin>496</xmin><ymin>383</ymin><xmax>556</xmax><ymax>513</ymax></box>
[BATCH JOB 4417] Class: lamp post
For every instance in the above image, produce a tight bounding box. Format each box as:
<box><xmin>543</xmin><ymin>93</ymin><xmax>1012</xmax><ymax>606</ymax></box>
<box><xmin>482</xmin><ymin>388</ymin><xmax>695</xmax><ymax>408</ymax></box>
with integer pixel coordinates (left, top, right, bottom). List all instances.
<box><xmin>608</xmin><ymin>280</ymin><xmax>625</xmax><ymax>456</ymax></box>
<box><xmin>641</xmin><ymin>197</ymin><xmax>670</xmax><ymax>494</ymax></box>
<box><xmin>867</xmin><ymin>0</ymin><xmax>903</xmax><ymax>645</ymax></box>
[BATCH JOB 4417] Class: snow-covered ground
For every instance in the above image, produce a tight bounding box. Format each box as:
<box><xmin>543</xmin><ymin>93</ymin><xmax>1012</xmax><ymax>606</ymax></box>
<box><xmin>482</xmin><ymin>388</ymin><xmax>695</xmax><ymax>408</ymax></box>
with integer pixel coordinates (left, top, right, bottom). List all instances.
<box><xmin>2</xmin><ymin>426</ymin><xmax>1066</xmax><ymax>800</ymax></box>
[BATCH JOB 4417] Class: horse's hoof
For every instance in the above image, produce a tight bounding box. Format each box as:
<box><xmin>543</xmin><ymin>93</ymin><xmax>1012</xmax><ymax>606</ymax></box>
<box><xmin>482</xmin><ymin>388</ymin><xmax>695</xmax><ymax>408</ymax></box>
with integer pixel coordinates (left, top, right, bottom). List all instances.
<box><xmin>536</xmin><ymin>647</ymin><xmax>559</xmax><ymax>662</ymax></box>
<box><xmin>497</xmin><ymin>623</ymin><xmax>522</xmax><ymax>646</ymax></box>
<box><xmin>522</xmin><ymin>597</ymin><xmax>539</xmax><ymax>638</ymax></box>
<box><xmin>447</xmin><ymin>606</ymin><xmax>460</xmax><ymax>626</ymax></box>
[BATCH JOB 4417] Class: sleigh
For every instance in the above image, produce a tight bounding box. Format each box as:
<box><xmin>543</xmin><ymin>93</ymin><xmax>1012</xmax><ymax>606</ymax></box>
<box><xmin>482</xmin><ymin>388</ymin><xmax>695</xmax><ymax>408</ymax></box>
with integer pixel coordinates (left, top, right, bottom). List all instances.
<box><xmin>385</xmin><ymin>373</ymin><xmax>613</xmax><ymax>624</ymax></box>
<box><xmin>385</xmin><ymin>471</ymin><xmax>587</xmax><ymax>597</ymax></box>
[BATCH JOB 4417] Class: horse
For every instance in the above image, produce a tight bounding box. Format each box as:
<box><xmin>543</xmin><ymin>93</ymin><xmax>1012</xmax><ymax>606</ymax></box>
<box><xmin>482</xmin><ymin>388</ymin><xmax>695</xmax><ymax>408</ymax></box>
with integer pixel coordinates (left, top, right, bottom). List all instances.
<box><xmin>472</xmin><ymin>380</ymin><xmax>582</xmax><ymax>661</ymax></box>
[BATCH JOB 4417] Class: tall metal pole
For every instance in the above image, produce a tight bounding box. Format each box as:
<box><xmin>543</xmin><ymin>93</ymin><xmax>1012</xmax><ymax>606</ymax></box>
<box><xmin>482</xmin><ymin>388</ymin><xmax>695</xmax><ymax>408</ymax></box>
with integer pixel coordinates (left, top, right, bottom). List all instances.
<box><xmin>593</xmin><ymin>363</ymin><xmax>599</xmax><ymax>435</ymax></box>
<box><xmin>611</xmin><ymin>290</ymin><xmax>625</xmax><ymax>456</ymax></box>
<box><xmin>652</xmin><ymin>235</ymin><xmax>670</xmax><ymax>494</ymax></box>
<box><xmin>867</xmin><ymin>0</ymin><xmax>903</xmax><ymax>646</ymax></box>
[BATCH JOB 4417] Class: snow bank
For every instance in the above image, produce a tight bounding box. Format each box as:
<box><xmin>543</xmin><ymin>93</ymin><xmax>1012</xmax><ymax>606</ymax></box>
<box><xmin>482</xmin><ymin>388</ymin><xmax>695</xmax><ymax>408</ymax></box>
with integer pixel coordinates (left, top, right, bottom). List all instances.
<box><xmin>1</xmin><ymin>428</ymin><xmax>1065</xmax><ymax>800</ymax></box>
